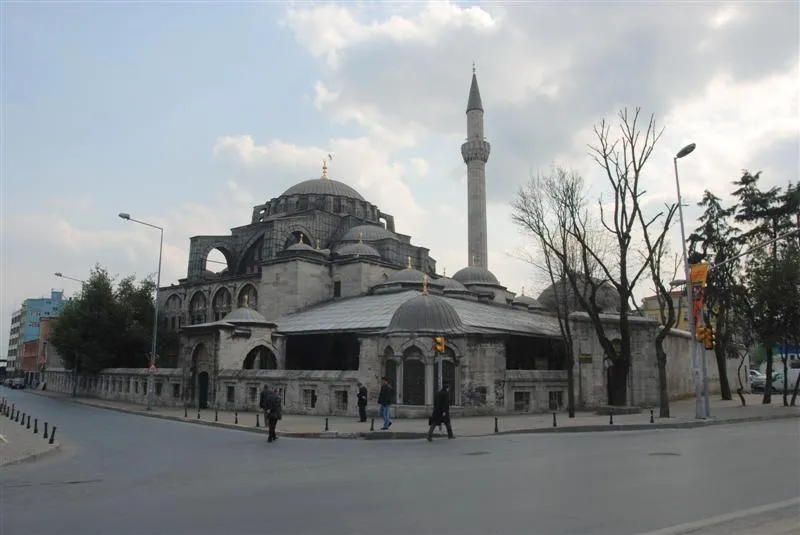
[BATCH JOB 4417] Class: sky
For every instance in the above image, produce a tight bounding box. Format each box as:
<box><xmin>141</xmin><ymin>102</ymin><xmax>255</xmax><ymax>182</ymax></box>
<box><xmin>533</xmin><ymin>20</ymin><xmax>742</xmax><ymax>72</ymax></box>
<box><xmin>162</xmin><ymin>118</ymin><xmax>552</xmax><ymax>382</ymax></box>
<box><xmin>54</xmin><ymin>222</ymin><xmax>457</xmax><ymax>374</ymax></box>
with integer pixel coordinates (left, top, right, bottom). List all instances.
<box><xmin>1</xmin><ymin>1</ymin><xmax>798</xmax><ymax>363</ymax></box>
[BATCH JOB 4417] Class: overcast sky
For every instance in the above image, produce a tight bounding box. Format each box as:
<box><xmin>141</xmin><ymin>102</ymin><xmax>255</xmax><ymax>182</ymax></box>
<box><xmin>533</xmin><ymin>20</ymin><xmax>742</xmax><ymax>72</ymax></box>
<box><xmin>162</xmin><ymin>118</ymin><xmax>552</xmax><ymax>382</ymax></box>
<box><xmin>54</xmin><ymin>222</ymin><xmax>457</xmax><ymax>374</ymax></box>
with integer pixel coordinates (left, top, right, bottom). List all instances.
<box><xmin>2</xmin><ymin>1</ymin><xmax>798</xmax><ymax>361</ymax></box>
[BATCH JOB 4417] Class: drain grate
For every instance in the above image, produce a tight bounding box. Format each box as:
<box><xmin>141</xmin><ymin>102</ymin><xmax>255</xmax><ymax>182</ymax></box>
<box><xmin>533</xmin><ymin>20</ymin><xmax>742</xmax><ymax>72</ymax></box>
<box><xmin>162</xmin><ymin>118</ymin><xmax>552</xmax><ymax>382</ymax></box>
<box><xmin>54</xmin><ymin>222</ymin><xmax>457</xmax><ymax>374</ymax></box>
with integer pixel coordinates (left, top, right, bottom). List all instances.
<box><xmin>463</xmin><ymin>451</ymin><xmax>490</xmax><ymax>456</ymax></box>
<box><xmin>648</xmin><ymin>452</ymin><xmax>681</xmax><ymax>456</ymax></box>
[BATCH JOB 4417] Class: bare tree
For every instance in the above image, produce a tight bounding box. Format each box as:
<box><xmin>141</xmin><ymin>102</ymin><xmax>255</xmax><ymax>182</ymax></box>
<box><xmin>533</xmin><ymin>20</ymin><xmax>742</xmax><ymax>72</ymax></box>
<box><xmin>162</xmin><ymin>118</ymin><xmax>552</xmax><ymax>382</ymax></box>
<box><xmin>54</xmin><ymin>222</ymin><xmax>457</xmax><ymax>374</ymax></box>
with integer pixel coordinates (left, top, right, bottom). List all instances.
<box><xmin>512</xmin><ymin>167</ymin><xmax>594</xmax><ymax>417</ymax></box>
<box><xmin>563</xmin><ymin>108</ymin><xmax>665</xmax><ymax>406</ymax></box>
<box><xmin>636</xmin><ymin>197</ymin><xmax>681</xmax><ymax>417</ymax></box>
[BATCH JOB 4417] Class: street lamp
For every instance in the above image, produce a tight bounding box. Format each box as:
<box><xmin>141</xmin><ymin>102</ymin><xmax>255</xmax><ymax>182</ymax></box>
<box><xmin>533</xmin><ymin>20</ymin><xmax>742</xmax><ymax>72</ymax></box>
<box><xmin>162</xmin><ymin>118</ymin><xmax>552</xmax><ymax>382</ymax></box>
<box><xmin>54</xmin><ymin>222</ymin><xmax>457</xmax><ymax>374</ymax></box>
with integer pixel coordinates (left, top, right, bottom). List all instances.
<box><xmin>54</xmin><ymin>272</ymin><xmax>86</xmax><ymax>397</ymax></box>
<box><xmin>673</xmin><ymin>142</ymin><xmax>709</xmax><ymax>419</ymax></box>
<box><xmin>118</xmin><ymin>212</ymin><xmax>164</xmax><ymax>411</ymax></box>
<box><xmin>54</xmin><ymin>272</ymin><xmax>86</xmax><ymax>284</ymax></box>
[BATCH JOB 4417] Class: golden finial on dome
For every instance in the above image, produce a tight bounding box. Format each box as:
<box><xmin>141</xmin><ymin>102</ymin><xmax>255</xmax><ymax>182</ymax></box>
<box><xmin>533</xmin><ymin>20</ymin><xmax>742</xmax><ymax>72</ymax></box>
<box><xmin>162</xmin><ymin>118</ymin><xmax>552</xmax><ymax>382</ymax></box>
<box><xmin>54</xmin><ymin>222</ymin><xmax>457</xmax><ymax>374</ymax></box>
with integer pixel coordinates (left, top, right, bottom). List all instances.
<box><xmin>443</xmin><ymin>267</ymin><xmax>447</xmax><ymax>278</ymax></box>
<box><xmin>422</xmin><ymin>273</ymin><xmax>429</xmax><ymax>295</ymax></box>
<box><xmin>321</xmin><ymin>159</ymin><xmax>329</xmax><ymax>179</ymax></box>
<box><xmin>298</xmin><ymin>233</ymin><xmax>304</xmax><ymax>244</ymax></box>
<box><xmin>521</xmin><ymin>286</ymin><xmax>525</xmax><ymax>296</ymax></box>
<box><xmin>359</xmin><ymin>231</ymin><xmax>363</xmax><ymax>244</ymax></box>
<box><xmin>407</xmin><ymin>256</ymin><xmax>412</xmax><ymax>270</ymax></box>
<box><xmin>316</xmin><ymin>238</ymin><xmax>321</xmax><ymax>250</ymax></box>
<box><xmin>243</xmin><ymin>294</ymin><xmax>249</xmax><ymax>307</ymax></box>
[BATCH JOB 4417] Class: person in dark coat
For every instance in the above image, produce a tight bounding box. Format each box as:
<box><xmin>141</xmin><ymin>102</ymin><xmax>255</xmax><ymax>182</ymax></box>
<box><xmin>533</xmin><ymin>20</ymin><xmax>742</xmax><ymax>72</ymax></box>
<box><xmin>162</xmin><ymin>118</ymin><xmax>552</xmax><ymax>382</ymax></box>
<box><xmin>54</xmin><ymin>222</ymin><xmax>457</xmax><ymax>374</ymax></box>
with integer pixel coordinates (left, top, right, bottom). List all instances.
<box><xmin>356</xmin><ymin>382</ymin><xmax>368</xmax><ymax>422</ymax></box>
<box><xmin>377</xmin><ymin>377</ymin><xmax>393</xmax><ymax>430</ymax></box>
<box><xmin>427</xmin><ymin>383</ymin><xmax>454</xmax><ymax>441</ymax></box>
<box><xmin>259</xmin><ymin>385</ymin><xmax>282</xmax><ymax>442</ymax></box>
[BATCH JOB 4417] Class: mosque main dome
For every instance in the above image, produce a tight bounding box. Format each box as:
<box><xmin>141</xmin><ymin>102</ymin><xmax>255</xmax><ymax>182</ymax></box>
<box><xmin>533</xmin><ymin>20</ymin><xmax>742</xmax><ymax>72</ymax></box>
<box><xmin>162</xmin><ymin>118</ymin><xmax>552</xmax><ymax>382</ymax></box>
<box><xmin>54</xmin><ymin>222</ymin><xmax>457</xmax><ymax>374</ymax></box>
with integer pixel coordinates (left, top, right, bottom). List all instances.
<box><xmin>281</xmin><ymin>178</ymin><xmax>365</xmax><ymax>201</ymax></box>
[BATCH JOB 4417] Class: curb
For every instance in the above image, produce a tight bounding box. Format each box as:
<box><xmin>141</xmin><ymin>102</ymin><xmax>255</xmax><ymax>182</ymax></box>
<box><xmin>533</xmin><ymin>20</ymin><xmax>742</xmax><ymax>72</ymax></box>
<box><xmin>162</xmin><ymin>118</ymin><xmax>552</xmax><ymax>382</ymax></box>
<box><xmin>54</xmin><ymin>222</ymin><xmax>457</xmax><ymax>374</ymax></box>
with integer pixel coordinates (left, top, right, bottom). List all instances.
<box><xmin>20</xmin><ymin>390</ymin><xmax>800</xmax><ymax>440</ymax></box>
<box><xmin>0</xmin><ymin>443</ymin><xmax>62</xmax><ymax>468</ymax></box>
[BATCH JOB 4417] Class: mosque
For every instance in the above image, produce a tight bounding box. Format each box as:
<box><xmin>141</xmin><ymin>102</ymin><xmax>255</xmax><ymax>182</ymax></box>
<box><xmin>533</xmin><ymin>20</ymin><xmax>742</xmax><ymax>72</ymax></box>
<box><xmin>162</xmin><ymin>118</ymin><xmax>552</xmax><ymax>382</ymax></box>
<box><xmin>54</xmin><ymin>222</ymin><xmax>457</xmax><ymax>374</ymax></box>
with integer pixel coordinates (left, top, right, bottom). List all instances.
<box><xmin>50</xmin><ymin>70</ymin><xmax>676</xmax><ymax>416</ymax></box>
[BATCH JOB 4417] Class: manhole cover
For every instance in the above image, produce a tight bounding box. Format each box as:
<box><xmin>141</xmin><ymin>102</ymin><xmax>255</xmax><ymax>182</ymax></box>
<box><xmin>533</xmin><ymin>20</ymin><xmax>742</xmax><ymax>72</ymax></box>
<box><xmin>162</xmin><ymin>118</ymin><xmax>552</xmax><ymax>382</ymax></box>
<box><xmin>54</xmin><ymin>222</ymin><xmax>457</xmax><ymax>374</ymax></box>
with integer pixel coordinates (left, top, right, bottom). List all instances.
<box><xmin>464</xmin><ymin>451</ymin><xmax>490</xmax><ymax>456</ymax></box>
<box><xmin>648</xmin><ymin>452</ymin><xmax>681</xmax><ymax>456</ymax></box>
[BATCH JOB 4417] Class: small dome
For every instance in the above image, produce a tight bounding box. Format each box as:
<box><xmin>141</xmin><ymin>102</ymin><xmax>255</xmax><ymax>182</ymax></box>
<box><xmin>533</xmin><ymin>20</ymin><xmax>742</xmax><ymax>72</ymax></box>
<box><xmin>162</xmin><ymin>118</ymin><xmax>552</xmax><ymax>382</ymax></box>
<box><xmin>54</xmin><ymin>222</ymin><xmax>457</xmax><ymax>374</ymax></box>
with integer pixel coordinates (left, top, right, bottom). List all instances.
<box><xmin>223</xmin><ymin>307</ymin><xmax>271</xmax><ymax>325</ymax></box>
<box><xmin>385</xmin><ymin>269</ymin><xmax>444</xmax><ymax>288</ymax></box>
<box><xmin>437</xmin><ymin>277</ymin><xmax>470</xmax><ymax>293</ymax></box>
<box><xmin>286</xmin><ymin>242</ymin><xmax>319</xmax><ymax>253</ymax></box>
<box><xmin>537</xmin><ymin>275</ymin><xmax>621</xmax><ymax>313</ymax></box>
<box><xmin>385</xmin><ymin>293</ymin><xmax>464</xmax><ymax>334</ymax></box>
<box><xmin>513</xmin><ymin>294</ymin><xmax>544</xmax><ymax>309</ymax></box>
<box><xmin>452</xmin><ymin>266</ymin><xmax>500</xmax><ymax>286</ymax></box>
<box><xmin>341</xmin><ymin>225</ymin><xmax>396</xmax><ymax>242</ymax></box>
<box><xmin>281</xmin><ymin>178</ymin><xmax>365</xmax><ymax>201</ymax></box>
<box><xmin>337</xmin><ymin>242</ymin><xmax>380</xmax><ymax>258</ymax></box>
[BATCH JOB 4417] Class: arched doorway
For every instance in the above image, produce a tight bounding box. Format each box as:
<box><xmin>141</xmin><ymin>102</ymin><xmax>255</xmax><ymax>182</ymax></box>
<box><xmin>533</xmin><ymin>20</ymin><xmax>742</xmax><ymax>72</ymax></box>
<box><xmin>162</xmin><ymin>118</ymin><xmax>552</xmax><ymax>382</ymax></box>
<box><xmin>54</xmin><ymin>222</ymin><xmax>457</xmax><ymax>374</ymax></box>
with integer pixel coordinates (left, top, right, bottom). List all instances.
<box><xmin>243</xmin><ymin>346</ymin><xmax>278</xmax><ymax>370</ymax></box>
<box><xmin>403</xmin><ymin>358</ymin><xmax>425</xmax><ymax>405</ymax></box>
<box><xmin>198</xmin><ymin>372</ymin><xmax>210</xmax><ymax>409</ymax></box>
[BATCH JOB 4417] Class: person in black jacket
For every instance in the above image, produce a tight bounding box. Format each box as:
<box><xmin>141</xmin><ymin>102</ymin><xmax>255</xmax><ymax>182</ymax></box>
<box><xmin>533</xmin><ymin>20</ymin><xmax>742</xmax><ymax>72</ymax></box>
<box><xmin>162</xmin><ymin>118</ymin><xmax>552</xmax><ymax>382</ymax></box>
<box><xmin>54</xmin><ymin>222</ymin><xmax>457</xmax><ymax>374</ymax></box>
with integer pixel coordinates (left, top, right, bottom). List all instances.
<box><xmin>377</xmin><ymin>377</ymin><xmax>393</xmax><ymax>430</ymax></box>
<box><xmin>427</xmin><ymin>383</ymin><xmax>454</xmax><ymax>441</ymax></box>
<box><xmin>356</xmin><ymin>382</ymin><xmax>368</xmax><ymax>422</ymax></box>
<box><xmin>259</xmin><ymin>385</ymin><xmax>282</xmax><ymax>442</ymax></box>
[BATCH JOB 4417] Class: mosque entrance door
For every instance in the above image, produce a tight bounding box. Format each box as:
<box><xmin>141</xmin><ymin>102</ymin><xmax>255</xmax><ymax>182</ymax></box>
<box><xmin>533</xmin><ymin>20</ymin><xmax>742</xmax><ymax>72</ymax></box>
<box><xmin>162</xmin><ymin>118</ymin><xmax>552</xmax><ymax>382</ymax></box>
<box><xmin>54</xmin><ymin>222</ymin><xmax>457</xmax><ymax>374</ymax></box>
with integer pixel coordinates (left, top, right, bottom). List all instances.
<box><xmin>198</xmin><ymin>372</ymin><xmax>209</xmax><ymax>409</ymax></box>
<box><xmin>403</xmin><ymin>359</ymin><xmax>425</xmax><ymax>405</ymax></box>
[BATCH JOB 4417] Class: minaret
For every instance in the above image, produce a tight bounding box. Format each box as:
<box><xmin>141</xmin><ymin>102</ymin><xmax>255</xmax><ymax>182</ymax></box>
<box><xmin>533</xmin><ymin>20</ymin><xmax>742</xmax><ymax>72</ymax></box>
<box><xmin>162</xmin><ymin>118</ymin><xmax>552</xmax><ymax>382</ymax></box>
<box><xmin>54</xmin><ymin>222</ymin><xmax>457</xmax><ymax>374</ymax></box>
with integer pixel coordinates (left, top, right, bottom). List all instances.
<box><xmin>460</xmin><ymin>64</ymin><xmax>491</xmax><ymax>270</ymax></box>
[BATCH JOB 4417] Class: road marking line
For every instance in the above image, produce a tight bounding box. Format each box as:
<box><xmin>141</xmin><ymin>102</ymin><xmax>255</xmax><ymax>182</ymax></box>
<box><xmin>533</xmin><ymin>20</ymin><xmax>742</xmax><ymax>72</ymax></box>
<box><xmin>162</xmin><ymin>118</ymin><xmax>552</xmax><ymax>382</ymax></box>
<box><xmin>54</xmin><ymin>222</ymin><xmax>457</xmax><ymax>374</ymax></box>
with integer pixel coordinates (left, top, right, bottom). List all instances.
<box><xmin>638</xmin><ymin>496</ymin><xmax>800</xmax><ymax>535</ymax></box>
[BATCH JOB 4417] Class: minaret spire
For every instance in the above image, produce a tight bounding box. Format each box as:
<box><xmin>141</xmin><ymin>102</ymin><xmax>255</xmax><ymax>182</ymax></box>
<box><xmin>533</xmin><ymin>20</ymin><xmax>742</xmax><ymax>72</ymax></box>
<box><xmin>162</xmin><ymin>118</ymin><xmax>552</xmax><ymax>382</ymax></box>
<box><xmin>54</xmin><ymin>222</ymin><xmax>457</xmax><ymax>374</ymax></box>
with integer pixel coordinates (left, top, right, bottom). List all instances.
<box><xmin>460</xmin><ymin>65</ymin><xmax>491</xmax><ymax>270</ymax></box>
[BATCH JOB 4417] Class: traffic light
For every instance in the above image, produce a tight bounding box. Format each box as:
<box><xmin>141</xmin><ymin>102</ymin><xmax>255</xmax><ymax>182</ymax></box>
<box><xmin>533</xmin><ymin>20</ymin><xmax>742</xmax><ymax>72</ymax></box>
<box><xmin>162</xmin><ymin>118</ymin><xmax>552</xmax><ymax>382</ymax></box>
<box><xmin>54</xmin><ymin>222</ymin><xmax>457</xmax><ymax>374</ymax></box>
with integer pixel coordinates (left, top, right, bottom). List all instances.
<box><xmin>695</xmin><ymin>326</ymin><xmax>706</xmax><ymax>341</ymax></box>
<box><xmin>703</xmin><ymin>327</ymin><xmax>715</xmax><ymax>350</ymax></box>
<box><xmin>433</xmin><ymin>336</ymin><xmax>446</xmax><ymax>353</ymax></box>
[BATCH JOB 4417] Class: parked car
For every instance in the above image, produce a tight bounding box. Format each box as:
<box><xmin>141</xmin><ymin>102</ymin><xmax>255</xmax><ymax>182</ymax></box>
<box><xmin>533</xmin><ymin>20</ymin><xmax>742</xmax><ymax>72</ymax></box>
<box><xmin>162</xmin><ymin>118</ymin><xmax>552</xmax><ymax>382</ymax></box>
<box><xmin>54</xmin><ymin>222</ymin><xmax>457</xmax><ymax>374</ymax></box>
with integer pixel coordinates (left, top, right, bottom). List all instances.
<box><xmin>750</xmin><ymin>370</ymin><xmax>769</xmax><ymax>392</ymax></box>
<box><xmin>771</xmin><ymin>369</ymin><xmax>800</xmax><ymax>393</ymax></box>
<box><xmin>9</xmin><ymin>378</ymin><xmax>25</xmax><ymax>389</ymax></box>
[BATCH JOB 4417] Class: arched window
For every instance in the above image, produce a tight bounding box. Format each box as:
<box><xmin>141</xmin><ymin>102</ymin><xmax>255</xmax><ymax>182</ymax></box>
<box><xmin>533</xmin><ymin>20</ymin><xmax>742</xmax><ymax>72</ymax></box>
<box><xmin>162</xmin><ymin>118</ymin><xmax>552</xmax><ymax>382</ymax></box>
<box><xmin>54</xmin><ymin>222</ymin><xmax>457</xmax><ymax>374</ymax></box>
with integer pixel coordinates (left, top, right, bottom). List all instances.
<box><xmin>238</xmin><ymin>285</ymin><xmax>258</xmax><ymax>309</ymax></box>
<box><xmin>243</xmin><ymin>346</ymin><xmax>278</xmax><ymax>370</ymax></box>
<box><xmin>402</xmin><ymin>348</ymin><xmax>425</xmax><ymax>406</ymax></box>
<box><xmin>189</xmin><ymin>292</ymin><xmax>207</xmax><ymax>325</ymax></box>
<box><xmin>212</xmin><ymin>288</ymin><xmax>232</xmax><ymax>321</ymax></box>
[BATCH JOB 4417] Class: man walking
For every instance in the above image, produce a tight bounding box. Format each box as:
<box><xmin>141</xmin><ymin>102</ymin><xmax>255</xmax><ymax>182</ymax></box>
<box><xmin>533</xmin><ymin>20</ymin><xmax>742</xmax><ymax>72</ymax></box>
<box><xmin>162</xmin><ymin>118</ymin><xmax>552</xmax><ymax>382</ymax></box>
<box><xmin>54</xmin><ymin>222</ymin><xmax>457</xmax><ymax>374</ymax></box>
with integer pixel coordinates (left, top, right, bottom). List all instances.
<box><xmin>377</xmin><ymin>376</ymin><xmax>393</xmax><ymax>430</ymax></box>
<box><xmin>356</xmin><ymin>382</ymin><xmax>368</xmax><ymax>422</ymax></box>
<box><xmin>427</xmin><ymin>383</ymin><xmax>454</xmax><ymax>441</ymax></box>
<box><xmin>259</xmin><ymin>385</ymin><xmax>282</xmax><ymax>443</ymax></box>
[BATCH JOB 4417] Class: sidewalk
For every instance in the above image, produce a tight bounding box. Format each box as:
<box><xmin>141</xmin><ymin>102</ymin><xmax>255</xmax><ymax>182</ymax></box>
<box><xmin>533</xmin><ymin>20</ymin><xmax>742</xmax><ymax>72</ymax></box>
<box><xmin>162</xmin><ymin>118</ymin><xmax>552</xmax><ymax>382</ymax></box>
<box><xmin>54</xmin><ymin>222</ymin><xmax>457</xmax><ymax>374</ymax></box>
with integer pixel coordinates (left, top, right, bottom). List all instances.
<box><xmin>22</xmin><ymin>390</ymin><xmax>800</xmax><ymax>440</ymax></box>
<box><xmin>0</xmin><ymin>406</ymin><xmax>61</xmax><ymax>467</ymax></box>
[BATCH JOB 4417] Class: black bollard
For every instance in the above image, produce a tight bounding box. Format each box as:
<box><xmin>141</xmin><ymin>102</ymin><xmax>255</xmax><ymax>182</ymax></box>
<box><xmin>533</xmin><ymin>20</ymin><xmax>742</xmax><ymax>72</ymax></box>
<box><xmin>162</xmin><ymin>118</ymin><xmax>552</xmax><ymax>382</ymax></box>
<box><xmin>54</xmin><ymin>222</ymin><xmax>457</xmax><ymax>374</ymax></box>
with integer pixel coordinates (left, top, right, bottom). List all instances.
<box><xmin>235</xmin><ymin>411</ymin><xmax>238</xmax><ymax>425</ymax></box>
<box><xmin>184</xmin><ymin>406</ymin><xmax>188</xmax><ymax>418</ymax></box>
<box><xmin>325</xmin><ymin>417</ymin><xmax>329</xmax><ymax>432</ymax></box>
<box><xmin>11</xmin><ymin>404</ymin><xmax>15</xmax><ymax>417</ymax></box>
<box><xmin>197</xmin><ymin>410</ymin><xmax>200</xmax><ymax>419</ymax></box>
<box><xmin>494</xmin><ymin>417</ymin><xmax>499</xmax><ymax>433</ymax></box>
<box><xmin>256</xmin><ymin>413</ymin><xmax>260</xmax><ymax>428</ymax></box>
<box><xmin>20</xmin><ymin>412</ymin><xmax>25</xmax><ymax>425</ymax></box>
<box><xmin>44</xmin><ymin>422</ymin><xmax>49</xmax><ymax>439</ymax></box>
<box><xmin>215</xmin><ymin>409</ymin><xmax>218</xmax><ymax>422</ymax></box>
<box><xmin>553</xmin><ymin>412</ymin><xmax>557</xmax><ymax>428</ymax></box>
<box><xmin>650</xmin><ymin>409</ymin><xmax>654</xmax><ymax>424</ymax></box>
<box><xmin>49</xmin><ymin>426</ymin><xmax>57</xmax><ymax>445</ymax></box>
<box><xmin>609</xmin><ymin>410</ymin><xmax>614</xmax><ymax>425</ymax></box>
<box><xmin>370</xmin><ymin>418</ymin><xmax>374</xmax><ymax>431</ymax></box>
<box><xmin>27</xmin><ymin>415</ymin><xmax>31</xmax><ymax>429</ymax></box>
<box><xmin>34</xmin><ymin>418</ymin><xmax>38</xmax><ymax>434</ymax></box>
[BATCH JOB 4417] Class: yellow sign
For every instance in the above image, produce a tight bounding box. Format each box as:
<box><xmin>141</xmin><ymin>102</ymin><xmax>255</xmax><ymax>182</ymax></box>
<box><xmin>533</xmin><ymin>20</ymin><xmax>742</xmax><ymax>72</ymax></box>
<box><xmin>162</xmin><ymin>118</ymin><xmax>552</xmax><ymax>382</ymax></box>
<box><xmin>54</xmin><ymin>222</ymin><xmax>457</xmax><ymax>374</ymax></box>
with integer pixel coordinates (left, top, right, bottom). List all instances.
<box><xmin>690</xmin><ymin>263</ymin><xmax>710</xmax><ymax>286</ymax></box>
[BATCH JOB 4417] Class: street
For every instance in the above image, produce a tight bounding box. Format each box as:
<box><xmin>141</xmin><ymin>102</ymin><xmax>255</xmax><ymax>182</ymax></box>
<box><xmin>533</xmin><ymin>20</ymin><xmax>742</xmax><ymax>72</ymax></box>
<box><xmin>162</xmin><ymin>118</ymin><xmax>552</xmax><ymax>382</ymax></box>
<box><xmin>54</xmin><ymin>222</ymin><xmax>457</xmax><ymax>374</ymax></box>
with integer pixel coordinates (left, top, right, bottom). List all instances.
<box><xmin>1</xmin><ymin>390</ymin><xmax>798</xmax><ymax>535</ymax></box>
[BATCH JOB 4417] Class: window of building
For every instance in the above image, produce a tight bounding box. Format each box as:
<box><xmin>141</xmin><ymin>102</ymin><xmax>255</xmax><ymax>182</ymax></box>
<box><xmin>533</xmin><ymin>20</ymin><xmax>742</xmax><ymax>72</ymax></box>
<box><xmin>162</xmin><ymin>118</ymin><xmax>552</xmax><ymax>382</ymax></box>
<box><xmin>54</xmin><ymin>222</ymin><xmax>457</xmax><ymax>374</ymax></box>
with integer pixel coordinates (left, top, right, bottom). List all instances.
<box><xmin>142</xmin><ymin>382</ymin><xmax>147</xmax><ymax>395</ymax></box>
<box><xmin>333</xmin><ymin>281</ymin><xmax>341</xmax><ymax>298</ymax></box>
<box><xmin>226</xmin><ymin>385</ymin><xmax>235</xmax><ymax>403</ymax></box>
<box><xmin>334</xmin><ymin>390</ymin><xmax>348</xmax><ymax>412</ymax></box>
<box><xmin>126</xmin><ymin>379</ymin><xmax>131</xmax><ymax>393</ymax></box>
<box><xmin>155</xmin><ymin>382</ymin><xmax>163</xmax><ymax>397</ymax></box>
<box><xmin>513</xmin><ymin>391</ymin><xmax>531</xmax><ymax>412</ymax></box>
<box><xmin>135</xmin><ymin>381</ymin><xmax>139</xmax><ymax>394</ymax></box>
<box><xmin>548</xmin><ymin>391</ymin><xmax>564</xmax><ymax>411</ymax></box>
<box><xmin>249</xmin><ymin>386</ymin><xmax>258</xmax><ymax>404</ymax></box>
<box><xmin>172</xmin><ymin>384</ymin><xmax>181</xmax><ymax>398</ymax></box>
<box><xmin>303</xmin><ymin>388</ymin><xmax>317</xmax><ymax>409</ymax></box>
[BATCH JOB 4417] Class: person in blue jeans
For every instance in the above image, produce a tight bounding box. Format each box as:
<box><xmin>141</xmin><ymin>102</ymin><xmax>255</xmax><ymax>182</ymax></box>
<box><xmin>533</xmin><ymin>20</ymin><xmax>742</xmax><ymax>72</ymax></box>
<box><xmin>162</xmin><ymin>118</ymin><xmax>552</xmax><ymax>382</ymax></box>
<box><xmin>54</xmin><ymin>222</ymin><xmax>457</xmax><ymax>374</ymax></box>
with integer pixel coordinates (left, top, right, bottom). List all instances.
<box><xmin>377</xmin><ymin>376</ymin><xmax>393</xmax><ymax>430</ymax></box>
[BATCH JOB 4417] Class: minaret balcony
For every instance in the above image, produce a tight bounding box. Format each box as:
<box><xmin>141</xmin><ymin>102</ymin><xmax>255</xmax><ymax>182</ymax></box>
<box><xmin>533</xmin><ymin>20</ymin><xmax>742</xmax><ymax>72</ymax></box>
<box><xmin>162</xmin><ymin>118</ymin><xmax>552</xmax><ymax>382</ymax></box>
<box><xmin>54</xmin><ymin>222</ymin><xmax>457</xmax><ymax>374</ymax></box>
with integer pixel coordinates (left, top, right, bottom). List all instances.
<box><xmin>461</xmin><ymin>139</ymin><xmax>491</xmax><ymax>164</ymax></box>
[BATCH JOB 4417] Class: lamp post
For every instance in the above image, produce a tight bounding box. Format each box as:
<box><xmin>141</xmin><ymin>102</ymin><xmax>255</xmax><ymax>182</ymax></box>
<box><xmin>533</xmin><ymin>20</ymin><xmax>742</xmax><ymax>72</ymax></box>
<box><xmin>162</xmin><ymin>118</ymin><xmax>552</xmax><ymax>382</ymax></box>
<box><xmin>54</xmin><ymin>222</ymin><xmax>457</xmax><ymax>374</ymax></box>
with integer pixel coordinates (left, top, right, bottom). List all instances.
<box><xmin>673</xmin><ymin>142</ymin><xmax>709</xmax><ymax>419</ymax></box>
<box><xmin>119</xmin><ymin>212</ymin><xmax>163</xmax><ymax>411</ymax></box>
<box><xmin>55</xmin><ymin>272</ymin><xmax>86</xmax><ymax>396</ymax></box>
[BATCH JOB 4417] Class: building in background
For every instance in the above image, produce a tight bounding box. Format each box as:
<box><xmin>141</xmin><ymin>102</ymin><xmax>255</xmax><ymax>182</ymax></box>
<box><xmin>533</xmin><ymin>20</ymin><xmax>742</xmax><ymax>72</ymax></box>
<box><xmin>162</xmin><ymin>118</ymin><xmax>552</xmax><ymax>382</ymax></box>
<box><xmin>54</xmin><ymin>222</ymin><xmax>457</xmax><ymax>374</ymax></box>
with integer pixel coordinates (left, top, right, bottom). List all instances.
<box><xmin>640</xmin><ymin>290</ymin><xmax>689</xmax><ymax>331</ymax></box>
<box><xmin>5</xmin><ymin>290</ymin><xmax>65</xmax><ymax>375</ymax></box>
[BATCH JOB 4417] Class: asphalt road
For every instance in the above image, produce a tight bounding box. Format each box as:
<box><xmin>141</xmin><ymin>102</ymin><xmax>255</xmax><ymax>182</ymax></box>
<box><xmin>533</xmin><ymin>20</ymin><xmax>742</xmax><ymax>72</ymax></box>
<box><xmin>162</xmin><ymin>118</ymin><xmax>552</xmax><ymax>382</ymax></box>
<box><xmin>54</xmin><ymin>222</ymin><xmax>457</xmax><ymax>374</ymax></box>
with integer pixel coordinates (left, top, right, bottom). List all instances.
<box><xmin>1</xmin><ymin>389</ymin><xmax>798</xmax><ymax>535</ymax></box>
